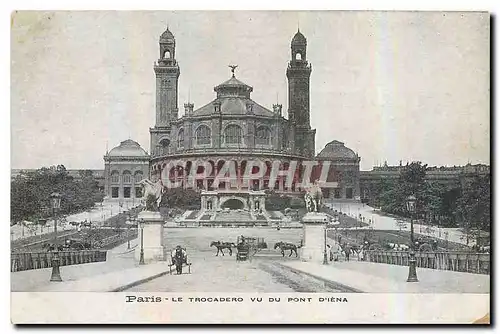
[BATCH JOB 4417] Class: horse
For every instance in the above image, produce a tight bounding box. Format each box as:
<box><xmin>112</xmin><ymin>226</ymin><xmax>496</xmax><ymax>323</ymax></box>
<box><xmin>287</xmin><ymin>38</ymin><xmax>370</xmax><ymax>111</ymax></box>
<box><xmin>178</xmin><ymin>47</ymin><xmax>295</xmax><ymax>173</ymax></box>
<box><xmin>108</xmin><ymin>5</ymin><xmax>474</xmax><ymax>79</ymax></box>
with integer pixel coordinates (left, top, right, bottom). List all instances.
<box><xmin>210</xmin><ymin>241</ymin><xmax>236</xmax><ymax>256</ymax></box>
<box><xmin>304</xmin><ymin>181</ymin><xmax>323</xmax><ymax>212</ymax></box>
<box><xmin>274</xmin><ymin>241</ymin><xmax>301</xmax><ymax>257</ymax></box>
<box><xmin>138</xmin><ymin>179</ymin><xmax>164</xmax><ymax>210</ymax></box>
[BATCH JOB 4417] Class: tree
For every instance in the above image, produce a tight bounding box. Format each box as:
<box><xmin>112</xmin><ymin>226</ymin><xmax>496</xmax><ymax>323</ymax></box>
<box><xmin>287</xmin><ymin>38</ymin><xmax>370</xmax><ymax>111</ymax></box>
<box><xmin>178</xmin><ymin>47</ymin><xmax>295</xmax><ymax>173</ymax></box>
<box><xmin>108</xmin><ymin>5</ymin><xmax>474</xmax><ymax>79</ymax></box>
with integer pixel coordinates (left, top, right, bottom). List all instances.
<box><xmin>265</xmin><ymin>190</ymin><xmax>291</xmax><ymax>210</ymax></box>
<box><xmin>377</xmin><ymin>162</ymin><xmax>427</xmax><ymax>216</ymax></box>
<box><xmin>159</xmin><ymin>188</ymin><xmax>201</xmax><ymax>210</ymax></box>
<box><xmin>420</xmin><ymin>182</ymin><xmax>446</xmax><ymax>225</ymax></box>
<box><xmin>10</xmin><ymin>165</ymin><xmax>104</xmax><ymax>223</ymax></box>
<box><xmin>455</xmin><ymin>175</ymin><xmax>490</xmax><ymax>243</ymax></box>
<box><xmin>369</xmin><ymin>177</ymin><xmax>397</xmax><ymax>208</ymax></box>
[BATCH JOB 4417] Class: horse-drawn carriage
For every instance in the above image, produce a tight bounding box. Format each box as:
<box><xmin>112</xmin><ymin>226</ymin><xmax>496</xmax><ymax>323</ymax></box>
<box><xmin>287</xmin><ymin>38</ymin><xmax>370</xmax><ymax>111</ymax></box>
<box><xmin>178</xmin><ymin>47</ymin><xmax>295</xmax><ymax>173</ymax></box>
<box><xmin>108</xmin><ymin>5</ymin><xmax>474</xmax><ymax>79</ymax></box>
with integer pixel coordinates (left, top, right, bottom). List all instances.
<box><xmin>236</xmin><ymin>236</ymin><xmax>267</xmax><ymax>261</ymax></box>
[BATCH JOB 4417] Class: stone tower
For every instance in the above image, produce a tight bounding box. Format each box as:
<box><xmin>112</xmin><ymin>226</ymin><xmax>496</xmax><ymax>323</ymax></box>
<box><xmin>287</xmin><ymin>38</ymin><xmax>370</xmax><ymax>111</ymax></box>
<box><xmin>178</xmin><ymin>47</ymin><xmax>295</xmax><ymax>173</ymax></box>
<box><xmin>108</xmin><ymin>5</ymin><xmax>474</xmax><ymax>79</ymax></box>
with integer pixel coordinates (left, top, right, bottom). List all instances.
<box><xmin>286</xmin><ymin>29</ymin><xmax>316</xmax><ymax>158</ymax></box>
<box><xmin>150</xmin><ymin>27</ymin><xmax>180</xmax><ymax>156</ymax></box>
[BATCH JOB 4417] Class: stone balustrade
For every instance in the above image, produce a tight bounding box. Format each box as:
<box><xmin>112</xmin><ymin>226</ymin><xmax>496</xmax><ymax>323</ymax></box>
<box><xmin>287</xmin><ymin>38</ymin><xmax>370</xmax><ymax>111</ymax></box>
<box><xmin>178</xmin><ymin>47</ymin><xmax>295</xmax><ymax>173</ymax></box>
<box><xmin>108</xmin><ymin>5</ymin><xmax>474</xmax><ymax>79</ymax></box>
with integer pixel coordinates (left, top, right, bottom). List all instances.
<box><xmin>364</xmin><ymin>250</ymin><xmax>490</xmax><ymax>275</ymax></box>
<box><xmin>11</xmin><ymin>250</ymin><xmax>107</xmax><ymax>272</ymax></box>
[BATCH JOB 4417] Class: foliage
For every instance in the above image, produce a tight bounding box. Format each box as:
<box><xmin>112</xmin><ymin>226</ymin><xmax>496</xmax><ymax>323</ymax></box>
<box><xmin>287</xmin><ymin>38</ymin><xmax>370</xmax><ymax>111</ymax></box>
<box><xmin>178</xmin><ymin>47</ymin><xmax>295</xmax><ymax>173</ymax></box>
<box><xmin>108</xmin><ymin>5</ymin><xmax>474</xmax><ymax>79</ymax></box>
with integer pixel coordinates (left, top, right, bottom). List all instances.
<box><xmin>373</xmin><ymin>161</ymin><xmax>490</xmax><ymax>232</ymax></box>
<box><xmin>455</xmin><ymin>175</ymin><xmax>490</xmax><ymax>233</ymax></box>
<box><xmin>265</xmin><ymin>191</ymin><xmax>291</xmax><ymax>210</ymax></box>
<box><xmin>159</xmin><ymin>188</ymin><xmax>201</xmax><ymax>210</ymax></box>
<box><xmin>368</xmin><ymin>178</ymin><xmax>396</xmax><ymax>208</ymax></box>
<box><xmin>289</xmin><ymin>196</ymin><xmax>306</xmax><ymax>209</ymax></box>
<box><xmin>10</xmin><ymin>165</ymin><xmax>104</xmax><ymax>223</ymax></box>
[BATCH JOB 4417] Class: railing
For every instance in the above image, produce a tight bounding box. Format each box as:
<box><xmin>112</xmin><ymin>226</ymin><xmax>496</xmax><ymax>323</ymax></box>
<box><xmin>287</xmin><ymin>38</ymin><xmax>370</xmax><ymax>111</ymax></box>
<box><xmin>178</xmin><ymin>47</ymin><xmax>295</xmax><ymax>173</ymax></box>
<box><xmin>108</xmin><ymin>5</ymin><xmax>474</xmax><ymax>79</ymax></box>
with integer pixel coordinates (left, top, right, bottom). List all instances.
<box><xmin>11</xmin><ymin>250</ymin><xmax>107</xmax><ymax>272</ymax></box>
<box><xmin>364</xmin><ymin>250</ymin><xmax>490</xmax><ymax>275</ymax></box>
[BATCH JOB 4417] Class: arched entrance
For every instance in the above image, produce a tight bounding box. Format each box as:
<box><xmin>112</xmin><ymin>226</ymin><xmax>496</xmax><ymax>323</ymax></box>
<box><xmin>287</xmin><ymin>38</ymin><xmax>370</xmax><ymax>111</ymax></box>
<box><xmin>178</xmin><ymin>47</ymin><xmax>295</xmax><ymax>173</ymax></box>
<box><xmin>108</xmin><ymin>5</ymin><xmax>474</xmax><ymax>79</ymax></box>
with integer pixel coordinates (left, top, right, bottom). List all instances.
<box><xmin>221</xmin><ymin>198</ymin><xmax>245</xmax><ymax>210</ymax></box>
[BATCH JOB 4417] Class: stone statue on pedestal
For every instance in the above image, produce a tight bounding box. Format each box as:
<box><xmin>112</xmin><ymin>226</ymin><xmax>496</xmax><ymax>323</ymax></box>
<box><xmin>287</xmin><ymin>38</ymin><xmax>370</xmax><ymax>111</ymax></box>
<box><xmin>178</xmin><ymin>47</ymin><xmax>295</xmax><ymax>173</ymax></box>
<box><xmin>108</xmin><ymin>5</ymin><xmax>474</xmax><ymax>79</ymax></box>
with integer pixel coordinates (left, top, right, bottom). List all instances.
<box><xmin>137</xmin><ymin>179</ymin><xmax>164</xmax><ymax>211</ymax></box>
<box><xmin>304</xmin><ymin>180</ymin><xmax>323</xmax><ymax>213</ymax></box>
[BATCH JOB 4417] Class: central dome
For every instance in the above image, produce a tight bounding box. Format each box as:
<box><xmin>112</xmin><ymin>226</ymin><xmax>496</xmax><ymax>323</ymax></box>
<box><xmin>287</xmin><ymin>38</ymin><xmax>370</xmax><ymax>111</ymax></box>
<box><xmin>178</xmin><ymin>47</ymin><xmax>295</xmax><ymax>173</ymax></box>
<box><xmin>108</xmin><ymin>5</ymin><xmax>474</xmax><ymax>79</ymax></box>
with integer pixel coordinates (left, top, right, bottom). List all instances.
<box><xmin>190</xmin><ymin>72</ymin><xmax>275</xmax><ymax>117</ymax></box>
<box><xmin>214</xmin><ymin>75</ymin><xmax>253</xmax><ymax>98</ymax></box>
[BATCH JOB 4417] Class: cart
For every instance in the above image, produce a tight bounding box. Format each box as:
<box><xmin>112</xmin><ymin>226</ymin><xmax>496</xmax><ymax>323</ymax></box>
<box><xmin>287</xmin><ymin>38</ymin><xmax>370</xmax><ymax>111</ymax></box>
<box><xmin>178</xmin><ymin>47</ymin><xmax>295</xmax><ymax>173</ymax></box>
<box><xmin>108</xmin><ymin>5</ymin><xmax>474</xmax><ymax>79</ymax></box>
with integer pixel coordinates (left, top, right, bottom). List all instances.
<box><xmin>235</xmin><ymin>236</ymin><xmax>267</xmax><ymax>261</ymax></box>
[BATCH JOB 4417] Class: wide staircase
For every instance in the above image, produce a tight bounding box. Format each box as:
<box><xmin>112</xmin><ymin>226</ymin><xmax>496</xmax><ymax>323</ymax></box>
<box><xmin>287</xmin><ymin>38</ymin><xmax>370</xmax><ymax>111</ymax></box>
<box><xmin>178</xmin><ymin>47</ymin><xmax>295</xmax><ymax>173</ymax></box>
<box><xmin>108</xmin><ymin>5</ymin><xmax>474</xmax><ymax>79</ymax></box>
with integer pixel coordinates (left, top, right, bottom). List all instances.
<box><xmin>175</xmin><ymin>208</ymin><xmax>291</xmax><ymax>227</ymax></box>
<box><xmin>212</xmin><ymin>210</ymin><xmax>269</xmax><ymax>226</ymax></box>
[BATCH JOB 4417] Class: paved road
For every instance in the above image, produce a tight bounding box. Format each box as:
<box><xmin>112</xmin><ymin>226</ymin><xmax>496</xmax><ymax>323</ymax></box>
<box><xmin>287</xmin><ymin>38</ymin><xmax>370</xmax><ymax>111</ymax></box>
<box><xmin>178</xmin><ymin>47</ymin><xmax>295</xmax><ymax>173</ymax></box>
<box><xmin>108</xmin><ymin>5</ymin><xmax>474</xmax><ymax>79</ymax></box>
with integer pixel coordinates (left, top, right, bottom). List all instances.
<box><xmin>11</xmin><ymin>202</ymin><xmax>125</xmax><ymax>241</ymax></box>
<box><xmin>126</xmin><ymin>228</ymin><xmax>342</xmax><ymax>292</ymax></box>
<box><xmin>325</xmin><ymin>201</ymin><xmax>473</xmax><ymax>246</ymax></box>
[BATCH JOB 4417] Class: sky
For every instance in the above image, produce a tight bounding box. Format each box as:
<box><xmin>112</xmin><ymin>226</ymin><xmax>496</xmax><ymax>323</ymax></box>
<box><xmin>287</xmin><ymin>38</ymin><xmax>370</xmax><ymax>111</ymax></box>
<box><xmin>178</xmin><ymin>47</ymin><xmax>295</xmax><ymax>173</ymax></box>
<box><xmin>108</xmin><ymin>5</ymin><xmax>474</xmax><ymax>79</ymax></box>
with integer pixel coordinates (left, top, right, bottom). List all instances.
<box><xmin>10</xmin><ymin>11</ymin><xmax>490</xmax><ymax>171</ymax></box>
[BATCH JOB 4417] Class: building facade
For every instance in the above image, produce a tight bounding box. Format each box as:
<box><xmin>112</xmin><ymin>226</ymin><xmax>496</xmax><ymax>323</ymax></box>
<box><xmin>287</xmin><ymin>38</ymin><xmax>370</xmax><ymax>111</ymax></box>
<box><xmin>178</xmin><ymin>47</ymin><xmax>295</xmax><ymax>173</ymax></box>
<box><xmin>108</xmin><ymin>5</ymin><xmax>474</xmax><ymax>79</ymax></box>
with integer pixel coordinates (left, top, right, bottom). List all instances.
<box><xmin>359</xmin><ymin>163</ymin><xmax>490</xmax><ymax>203</ymax></box>
<box><xmin>314</xmin><ymin>140</ymin><xmax>361</xmax><ymax>200</ymax></box>
<box><xmin>103</xmin><ymin>139</ymin><xmax>150</xmax><ymax>202</ymax></box>
<box><xmin>148</xmin><ymin>28</ymin><xmax>318</xmax><ymax>204</ymax></box>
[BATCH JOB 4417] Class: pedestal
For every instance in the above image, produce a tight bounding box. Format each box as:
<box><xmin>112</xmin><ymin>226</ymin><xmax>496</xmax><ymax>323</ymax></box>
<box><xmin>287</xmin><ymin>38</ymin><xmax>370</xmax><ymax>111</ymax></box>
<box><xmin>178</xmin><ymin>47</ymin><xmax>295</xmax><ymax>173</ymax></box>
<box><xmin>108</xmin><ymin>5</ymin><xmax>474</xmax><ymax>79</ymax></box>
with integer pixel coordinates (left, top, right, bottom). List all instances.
<box><xmin>300</xmin><ymin>212</ymin><xmax>328</xmax><ymax>263</ymax></box>
<box><xmin>135</xmin><ymin>211</ymin><xmax>166</xmax><ymax>264</ymax></box>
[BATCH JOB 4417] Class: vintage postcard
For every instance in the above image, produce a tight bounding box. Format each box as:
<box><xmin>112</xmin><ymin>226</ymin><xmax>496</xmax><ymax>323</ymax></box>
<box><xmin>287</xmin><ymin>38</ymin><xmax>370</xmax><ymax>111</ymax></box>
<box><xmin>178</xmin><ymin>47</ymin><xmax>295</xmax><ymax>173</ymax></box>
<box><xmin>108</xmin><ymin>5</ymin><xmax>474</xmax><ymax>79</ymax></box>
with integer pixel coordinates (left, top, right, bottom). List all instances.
<box><xmin>10</xmin><ymin>10</ymin><xmax>490</xmax><ymax>324</ymax></box>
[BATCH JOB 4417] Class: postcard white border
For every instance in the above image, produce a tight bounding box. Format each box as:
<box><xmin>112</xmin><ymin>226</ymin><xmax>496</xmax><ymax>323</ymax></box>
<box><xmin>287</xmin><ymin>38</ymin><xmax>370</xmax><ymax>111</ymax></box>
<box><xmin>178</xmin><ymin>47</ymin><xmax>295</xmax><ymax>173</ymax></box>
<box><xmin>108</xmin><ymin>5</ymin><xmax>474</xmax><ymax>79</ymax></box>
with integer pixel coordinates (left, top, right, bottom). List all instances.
<box><xmin>4</xmin><ymin>0</ymin><xmax>498</xmax><ymax>330</ymax></box>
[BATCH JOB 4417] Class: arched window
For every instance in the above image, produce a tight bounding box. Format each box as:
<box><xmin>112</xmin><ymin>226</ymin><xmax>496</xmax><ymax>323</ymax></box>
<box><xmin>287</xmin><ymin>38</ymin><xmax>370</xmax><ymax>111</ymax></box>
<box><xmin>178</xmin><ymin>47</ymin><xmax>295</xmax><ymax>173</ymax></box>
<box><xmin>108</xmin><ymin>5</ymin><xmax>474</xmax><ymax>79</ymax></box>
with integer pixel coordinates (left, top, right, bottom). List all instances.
<box><xmin>295</xmin><ymin>52</ymin><xmax>302</xmax><ymax>60</ymax></box>
<box><xmin>224</xmin><ymin>124</ymin><xmax>242</xmax><ymax>144</ymax></box>
<box><xmin>111</xmin><ymin>170</ymin><xmax>119</xmax><ymax>183</ymax></box>
<box><xmin>256</xmin><ymin>126</ymin><xmax>271</xmax><ymax>145</ymax></box>
<box><xmin>123</xmin><ymin>171</ymin><xmax>132</xmax><ymax>184</ymax></box>
<box><xmin>164</xmin><ymin>50</ymin><xmax>171</xmax><ymax>59</ymax></box>
<box><xmin>177</xmin><ymin>129</ymin><xmax>184</xmax><ymax>148</ymax></box>
<box><xmin>159</xmin><ymin>138</ymin><xmax>170</xmax><ymax>155</ymax></box>
<box><xmin>196</xmin><ymin>125</ymin><xmax>211</xmax><ymax>145</ymax></box>
<box><xmin>134</xmin><ymin>171</ymin><xmax>143</xmax><ymax>183</ymax></box>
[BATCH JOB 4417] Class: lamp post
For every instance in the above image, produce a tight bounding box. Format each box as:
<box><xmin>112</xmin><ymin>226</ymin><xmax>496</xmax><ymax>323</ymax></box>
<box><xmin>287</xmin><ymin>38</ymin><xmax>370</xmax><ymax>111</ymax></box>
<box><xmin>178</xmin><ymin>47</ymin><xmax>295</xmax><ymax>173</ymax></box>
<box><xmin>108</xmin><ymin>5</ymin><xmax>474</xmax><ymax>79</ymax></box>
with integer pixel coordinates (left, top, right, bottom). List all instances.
<box><xmin>49</xmin><ymin>192</ymin><xmax>62</xmax><ymax>282</ymax></box>
<box><xmin>406</xmin><ymin>195</ymin><xmax>419</xmax><ymax>282</ymax></box>
<box><xmin>323</xmin><ymin>224</ymin><xmax>328</xmax><ymax>265</ymax></box>
<box><xmin>139</xmin><ymin>218</ymin><xmax>145</xmax><ymax>265</ymax></box>
<box><xmin>127</xmin><ymin>213</ymin><xmax>135</xmax><ymax>250</ymax></box>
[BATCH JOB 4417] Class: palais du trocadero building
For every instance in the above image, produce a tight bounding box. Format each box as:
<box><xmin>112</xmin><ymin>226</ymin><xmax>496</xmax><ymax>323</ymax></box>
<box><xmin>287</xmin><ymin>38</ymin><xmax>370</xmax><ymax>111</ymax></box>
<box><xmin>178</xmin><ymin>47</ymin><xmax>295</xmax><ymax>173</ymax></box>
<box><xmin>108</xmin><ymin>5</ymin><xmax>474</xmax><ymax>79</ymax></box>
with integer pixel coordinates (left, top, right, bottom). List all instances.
<box><xmin>103</xmin><ymin>27</ymin><xmax>361</xmax><ymax>207</ymax></box>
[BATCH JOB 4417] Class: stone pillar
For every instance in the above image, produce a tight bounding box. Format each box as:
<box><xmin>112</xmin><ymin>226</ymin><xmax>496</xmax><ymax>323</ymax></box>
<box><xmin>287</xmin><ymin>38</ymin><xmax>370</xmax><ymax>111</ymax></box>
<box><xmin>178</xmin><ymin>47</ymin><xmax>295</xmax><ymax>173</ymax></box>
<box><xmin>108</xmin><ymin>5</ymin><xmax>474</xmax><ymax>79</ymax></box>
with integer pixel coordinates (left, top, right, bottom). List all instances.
<box><xmin>300</xmin><ymin>212</ymin><xmax>328</xmax><ymax>263</ymax></box>
<box><xmin>135</xmin><ymin>211</ymin><xmax>165</xmax><ymax>263</ymax></box>
<box><xmin>237</xmin><ymin>165</ymin><xmax>241</xmax><ymax>190</ymax></box>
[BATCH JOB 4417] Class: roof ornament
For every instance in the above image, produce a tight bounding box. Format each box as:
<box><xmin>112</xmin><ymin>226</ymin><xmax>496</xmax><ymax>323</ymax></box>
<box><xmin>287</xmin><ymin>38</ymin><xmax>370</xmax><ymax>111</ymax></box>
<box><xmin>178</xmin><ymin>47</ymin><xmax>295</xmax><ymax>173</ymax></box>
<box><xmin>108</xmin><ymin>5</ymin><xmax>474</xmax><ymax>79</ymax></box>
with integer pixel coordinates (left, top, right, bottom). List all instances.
<box><xmin>229</xmin><ymin>64</ymin><xmax>238</xmax><ymax>77</ymax></box>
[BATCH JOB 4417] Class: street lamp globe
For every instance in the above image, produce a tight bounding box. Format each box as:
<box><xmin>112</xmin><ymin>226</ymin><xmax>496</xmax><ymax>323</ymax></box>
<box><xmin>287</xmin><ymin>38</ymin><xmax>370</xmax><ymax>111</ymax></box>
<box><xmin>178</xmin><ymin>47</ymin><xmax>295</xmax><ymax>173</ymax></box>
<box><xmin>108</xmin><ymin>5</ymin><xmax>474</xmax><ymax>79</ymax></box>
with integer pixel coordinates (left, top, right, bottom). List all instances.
<box><xmin>50</xmin><ymin>192</ymin><xmax>62</xmax><ymax>210</ymax></box>
<box><xmin>406</xmin><ymin>195</ymin><xmax>416</xmax><ymax>213</ymax></box>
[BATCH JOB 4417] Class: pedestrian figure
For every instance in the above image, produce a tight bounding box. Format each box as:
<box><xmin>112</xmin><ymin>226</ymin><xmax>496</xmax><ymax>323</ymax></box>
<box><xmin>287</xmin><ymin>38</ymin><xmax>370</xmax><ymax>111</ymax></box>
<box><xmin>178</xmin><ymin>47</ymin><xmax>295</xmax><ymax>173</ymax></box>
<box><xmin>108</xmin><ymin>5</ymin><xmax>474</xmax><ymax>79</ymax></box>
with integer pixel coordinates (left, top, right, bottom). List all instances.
<box><xmin>171</xmin><ymin>245</ymin><xmax>187</xmax><ymax>274</ymax></box>
<box><xmin>345</xmin><ymin>243</ymin><xmax>350</xmax><ymax>262</ymax></box>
